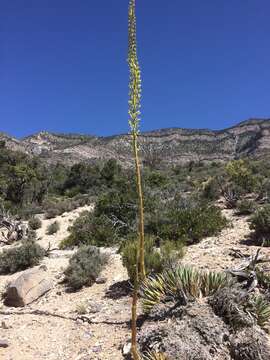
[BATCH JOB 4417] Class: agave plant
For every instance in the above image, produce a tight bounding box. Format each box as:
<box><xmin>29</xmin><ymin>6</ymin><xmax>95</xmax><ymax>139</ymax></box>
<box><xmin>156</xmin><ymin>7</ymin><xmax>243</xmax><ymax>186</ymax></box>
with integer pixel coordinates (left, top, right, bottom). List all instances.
<box><xmin>143</xmin><ymin>352</ymin><xmax>168</xmax><ymax>360</ymax></box>
<box><xmin>201</xmin><ymin>270</ymin><xmax>230</xmax><ymax>296</ymax></box>
<box><xmin>247</xmin><ymin>295</ymin><xmax>270</xmax><ymax>330</ymax></box>
<box><xmin>142</xmin><ymin>266</ymin><xmax>230</xmax><ymax>313</ymax></box>
<box><xmin>256</xmin><ymin>269</ymin><xmax>270</xmax><ymax>290</ymax></box>
<box><xmin>141</xmin><ymin>274</ymin><xmax>168</xmax><ymax>313</ymax></box>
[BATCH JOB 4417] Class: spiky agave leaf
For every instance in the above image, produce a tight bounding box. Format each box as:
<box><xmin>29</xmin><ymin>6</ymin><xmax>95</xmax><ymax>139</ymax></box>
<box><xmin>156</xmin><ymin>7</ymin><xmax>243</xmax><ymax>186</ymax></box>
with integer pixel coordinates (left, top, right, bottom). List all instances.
<box><xmin>247</xmin><ymin>295</ymin><xmax>270</xmax><ymax>329</ymax></box>
<box><xmin>201</xmin><ymin>270</ymin><xmax>230</xmax><ymax>296</ymax></box>
<box><xmin>141</xmin><ymin>274</ymin><xmax>167</xmax><ymax>313</ymax></box>
<box><xmin>143</xmin><ymin>351</ymin><xmax>168</xmax><ymax>360</ymax></box>
<box><xmin>142</xmin><ymin>266</ymin><xmax>230</xmax><ymax>313</ymax></box>
<box><xmin>173</xmin><ymin>266</ymin><xmax>202</xmax><ymax>298</ymax></box>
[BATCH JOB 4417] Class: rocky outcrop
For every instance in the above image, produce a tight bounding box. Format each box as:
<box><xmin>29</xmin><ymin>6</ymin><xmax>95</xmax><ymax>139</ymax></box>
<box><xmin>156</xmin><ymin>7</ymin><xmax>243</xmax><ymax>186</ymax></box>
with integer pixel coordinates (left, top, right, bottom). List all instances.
<box><xmin>4</xmin><ymin>266</ymin><xmax>53</xmax><ymax>307</ymax></box>
<box><xmin>2</xmin><ymin>118</ymin><xmax>270</xmax><ymax>166</ymax></box>
<box><xmin>137</xmin><ymin>300</ymin><xmax>270</xmax><ymax>360</ymax></box>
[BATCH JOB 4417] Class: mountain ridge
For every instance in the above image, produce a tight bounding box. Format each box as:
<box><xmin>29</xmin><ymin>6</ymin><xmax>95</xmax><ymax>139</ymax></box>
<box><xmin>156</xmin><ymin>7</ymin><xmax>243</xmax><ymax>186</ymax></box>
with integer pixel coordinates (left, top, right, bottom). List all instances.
<box><xmin>1</xmin><ymin>118</ymin><xmax>270</xmax><ymax>166</ymax></box>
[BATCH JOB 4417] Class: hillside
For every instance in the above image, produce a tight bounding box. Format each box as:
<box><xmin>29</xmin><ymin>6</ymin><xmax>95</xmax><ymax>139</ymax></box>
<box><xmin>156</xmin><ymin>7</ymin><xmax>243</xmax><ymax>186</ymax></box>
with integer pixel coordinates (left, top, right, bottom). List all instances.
<box><xmin>1</xmin><ymin>118</ymin><xmax>270</xmax><ymax>166</ymax></box>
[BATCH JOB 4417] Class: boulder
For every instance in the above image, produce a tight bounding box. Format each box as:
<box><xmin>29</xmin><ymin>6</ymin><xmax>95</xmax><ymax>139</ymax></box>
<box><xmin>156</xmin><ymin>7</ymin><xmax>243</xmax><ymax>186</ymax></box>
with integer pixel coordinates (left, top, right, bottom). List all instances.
<box><xmin>4</xmin><ymin>266</ymin><xmax>53</xmax><ymax>307</ymax></box>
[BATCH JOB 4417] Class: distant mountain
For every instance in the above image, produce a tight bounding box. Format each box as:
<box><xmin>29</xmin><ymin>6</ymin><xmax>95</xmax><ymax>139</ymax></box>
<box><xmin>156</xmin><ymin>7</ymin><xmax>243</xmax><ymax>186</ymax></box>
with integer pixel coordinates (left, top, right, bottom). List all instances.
<box><xmin>1</xmin><ymin>118</ymin><xmax>270</xmax><ymax>166</ymax></box>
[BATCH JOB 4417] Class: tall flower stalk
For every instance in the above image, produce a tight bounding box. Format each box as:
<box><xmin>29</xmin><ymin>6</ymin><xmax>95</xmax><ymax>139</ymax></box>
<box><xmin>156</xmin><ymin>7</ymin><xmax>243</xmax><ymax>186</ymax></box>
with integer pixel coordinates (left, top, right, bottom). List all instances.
<box><xmin>128</xmin><ymin>0</ymin><xmax>146</xmax><ymax>281</ymax></box>
<box><xmin>128</xmin><ymin>0</ymin><xmax>145</xmax><ymax>358</ymax></box>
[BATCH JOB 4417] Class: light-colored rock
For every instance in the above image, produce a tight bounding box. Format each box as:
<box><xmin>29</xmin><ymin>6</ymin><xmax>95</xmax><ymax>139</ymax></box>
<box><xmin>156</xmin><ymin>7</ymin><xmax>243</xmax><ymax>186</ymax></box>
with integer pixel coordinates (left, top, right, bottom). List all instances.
<box><xmin>122</xmin><ymin>342</ymin><xmax>131</xmax><ymax>356</ymax></box>
<box><xmin>95</xmin><ymin>277</ymin><xmax>107</xmax><ymax>284</ymax></box>
<box><xmin>4</xmin><ymin>266</ymin><xmax>53</xmax><ymax>307</ymax></box>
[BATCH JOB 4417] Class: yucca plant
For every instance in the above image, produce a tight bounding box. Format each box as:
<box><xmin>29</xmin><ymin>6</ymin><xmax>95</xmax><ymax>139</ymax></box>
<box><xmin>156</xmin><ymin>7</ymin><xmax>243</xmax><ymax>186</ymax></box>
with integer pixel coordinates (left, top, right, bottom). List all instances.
<box><xmin>142</xmin><ymin>266</ymin><xmax>230</xmax><ymax>313</ymax></box>
<box><xmin>128</xmin><ymin>1</ymin><xmax>145</xmax><ymax>358</ymax></box>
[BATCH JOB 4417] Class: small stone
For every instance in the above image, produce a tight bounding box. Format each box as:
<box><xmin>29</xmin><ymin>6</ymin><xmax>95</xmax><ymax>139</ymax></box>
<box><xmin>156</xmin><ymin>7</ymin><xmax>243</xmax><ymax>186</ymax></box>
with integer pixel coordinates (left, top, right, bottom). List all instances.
<box><xmin>87</xmin><ymin>302</ymin><xmax>102</xmax><ymax>313</ymax></box>
<box><xmin>1</xmin><ymin>321</ymin><xmax>9</xmax><ymax>329</ymax></box>
<box><xmin>0</xmin><ymin>339</ymin><xmax>9</xmax><ymax>348</ymax></box>
<box><xmin>92</xmin><ymin>345</ymin><xmax>102</xmax><ymax>353</ymax></box>
<box><xmin>122</xmin><ymin>342</ymin><xmax>131</xmax><ymax>356</ymax></box>
<box><xmin>95</xmin><ymin>277</ymin><xmax>107</xmax><ymax>284</ymax></box>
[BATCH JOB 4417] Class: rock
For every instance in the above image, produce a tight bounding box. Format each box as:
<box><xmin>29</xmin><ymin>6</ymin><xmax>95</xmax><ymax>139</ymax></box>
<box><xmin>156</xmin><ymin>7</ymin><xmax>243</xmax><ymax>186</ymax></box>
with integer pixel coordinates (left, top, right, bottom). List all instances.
<box><xmin>122</xmin><ymin>342</ymin><xmax>131</xmax><ymax>356</ymax></box>
<box><xmin>4</xmin><ymin>266</ymin><xmax>53</xmax><ymax>307</ymax></box>
<box><xmin>230</xmin><ymin>327</ymin><xmax>270</xmax><ymax>360</ymax></box>
<box><xmin>138</xmin><ymin>301</ymin><xmax>231</xmax><ymax>359</ymax></box>
<box><xmin>0</xmin><ymin>339</ymin><xmax>9</xmax><ymax>348</ymax></box>
<box><xmin>95</xmin><ymin>277</ymin><xmax>107</xmax><ymax>284</ymax></box>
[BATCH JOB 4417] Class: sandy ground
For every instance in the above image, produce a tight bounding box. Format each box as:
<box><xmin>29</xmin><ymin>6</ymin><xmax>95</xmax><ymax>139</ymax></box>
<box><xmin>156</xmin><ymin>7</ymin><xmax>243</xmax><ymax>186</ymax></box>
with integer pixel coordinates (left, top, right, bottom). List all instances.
<box><xmin>0</xmin><ymin>205</ymin><xmax>269</xmax><ymax>360</ymax></box>
<box><xmin>0</xmin><ymin>205</ymin><xmax>130</xmax><ymax>360</ymax></box>
<box><xmin>182</xmin><ymin>208</ymin><xmax>270</xmax><ymax>272</ymax></box>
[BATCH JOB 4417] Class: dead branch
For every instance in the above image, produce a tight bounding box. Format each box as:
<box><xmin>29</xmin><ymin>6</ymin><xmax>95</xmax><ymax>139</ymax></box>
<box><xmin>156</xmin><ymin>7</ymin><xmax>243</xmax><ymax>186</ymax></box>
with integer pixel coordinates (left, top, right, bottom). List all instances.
<box><xmin>0</xmin><ymin>310</ymin><xmax>128</xmax><ymax>326</ymax></box>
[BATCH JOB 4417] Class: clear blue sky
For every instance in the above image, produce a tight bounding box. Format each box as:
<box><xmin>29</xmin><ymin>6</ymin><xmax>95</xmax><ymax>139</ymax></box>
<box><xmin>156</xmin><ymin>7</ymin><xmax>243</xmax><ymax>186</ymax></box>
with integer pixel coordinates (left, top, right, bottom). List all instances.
<box><xmin>1</xmin><ymin>0</ymin><xmax>270</xmax><ymax>138</ymax></box>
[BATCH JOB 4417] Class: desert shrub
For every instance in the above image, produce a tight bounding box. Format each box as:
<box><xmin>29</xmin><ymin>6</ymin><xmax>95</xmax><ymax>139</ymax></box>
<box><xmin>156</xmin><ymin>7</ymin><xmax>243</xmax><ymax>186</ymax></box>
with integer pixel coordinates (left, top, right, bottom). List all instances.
<box><xmin>236</xmin><ymin>199</ymin><xmax>256</xmax><ymax>215</ymax></box>
<box><xmin>147</xmin><ymin>202</ymin><xmax>227</xmax><ymax>245</ymax></box>
<box><xmin>226</xmin><ymin>160</ymin><xmax>257</xmax><ymax>192</ymax></box>
<box><xmin>46</xmin><ymin>221</ymin><xmax>60</xmax><ymax>235</ymax></box>
<box><xmin>100</xmin><ymin>159</ymin><xmax>122</xmax><ymax>187</ymax></box>
<box><xmin>222</xmin><ymin>184</ymin><xmax>244</xmax><ymax>209</ymax></box>
<box><xmin>60</xmin><ymin>212</ymin><xmax>119</xmax><ymax>248</ymax></box>
<box><xmin>44</xmin><ymin>194</ymin><xmax>92</xmax><ymax>219</ymax></box>
<box><xmin>16</xmin><ymin>203</ymin><xmax>43</xmax><ymax>219</ymax></box>
<box><xmin>121</xmin><ymin>236</ymin><xmax>184</xmax><ymax>283</ymax></box>
<box><xmin>44</xmin><ymin>200</ymin><xmax>71</xmax><ymax>219</ymax></box>
<box><xmin>24</xmin><ymin>229</ymin><xmax>37</xmax><ymax>242</ymax></box>
<box><xmin>200</xmin><ymin>177</ymin><xmax>220</xmax><ymax>201</ymax></box>
<box><xmin>64</xmin><ymin>245</ymin><xmax>108</xmax><ymax>290</ymax></box>
<box><xmin>257</xmin><ymin>178</ymin><xmax>270</xmax><ymax>201</ymax></box>
<box><xmin>45</xmin><ymin>206</ymin><xmax>61</xmax><ymax>219</ymax></box>
<box><xmin>250</xmin><ymin>205</ymin><xmax>270</xmax><ymax>244</ymax></box>
<box><xmin>28</xmin><ymin>216</ymin><xmax>42</xmax><ymax>230</ymax></box>
<box><xmin>94</xmin><ymin>187</ymin><xmax>137</xmax><ymax>230</ymax></box>
<box><xmin>0</xmin><ymin>242</ymin><xmax>46</xmax><ymax>274</ymax></box>
<box><xmin>144</xmin><ymin>171</ymin><xmax>168</xmax><ymax>188</ymax></box>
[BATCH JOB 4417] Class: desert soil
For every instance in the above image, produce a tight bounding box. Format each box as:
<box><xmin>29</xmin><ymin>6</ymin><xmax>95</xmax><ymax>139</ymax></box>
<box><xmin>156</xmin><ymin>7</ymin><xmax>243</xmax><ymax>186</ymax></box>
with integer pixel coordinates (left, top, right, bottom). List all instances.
<box><xmin>0</xmin><ymin>205</ymin><xmax>269</xmax><ymax>360</ymax></box>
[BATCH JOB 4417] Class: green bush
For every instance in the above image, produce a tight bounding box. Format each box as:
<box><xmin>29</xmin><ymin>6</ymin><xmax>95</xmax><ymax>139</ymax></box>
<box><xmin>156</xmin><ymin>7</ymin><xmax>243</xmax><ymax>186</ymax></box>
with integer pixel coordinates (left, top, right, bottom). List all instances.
<box><xmin>45</xmin><ymin>207</ymin><xmax>60</xmax><ymax>219</ymax></box>
<box><xmin>223</xmin><ymin>184</ymin><xmax>243</xmax><ymax>209</ymax></box>
<box><xmin>0</xmin><ymin>242</ymin><xmax>46</xmax><ymax>274</ymax></box>
<box><xmin>94</xmin><ymin>187</ymin><xmax>137</xmax><ymax>231</ymax></box>
<box><xmin>200</xmin><ymin>177</ymin><xmax>220</xmax><ymax>201</ymax></box>
<box><xmin>147</xmin><ymin>202</ymin><xmax>227</xmax><ymax>245</ymax></box>
<box><xmin>64</xmin><ymin>245</ymin><xmax>108</xmax><ymax>290</ymax></box>
<box><xmin>236</xmin><ymin>199</ymin><xmax>256</xmax><ymax>215</ymax></box>
<box><xmin>144</xmin><ymin>171</ymin><xmax>168</xmax><ymax>188</ymax></box>
<box><xmin>25</xmin><ymin>229</ymin><xmax>37</xmax><ymax>242</ymax></box>
<box><xmin>60</xmin><ymin>212</ymin><xmax>119</xmax><ymax>248</ymax></box>
<box><xmin>121</xmin><ymin>236</ymin><xmax>184</xmax><ymax>283</ymax></box>
<box><xmin>46</xmin><ymin>221</ymin><xmax>60</xmax><ymax>235</ymax></box>
<box><xmin>225</xmin><ymin>160</ymin><xmax>257</xmax><ymax>192</ymax></box>
<box><xmin>250</xmin><ymin>205</ymin><xmax>270</xmax><ymax>244</ymax></box>
<box><xmin>44</xmin><ymin>199</ymin><xmax>72</xmax><ymax>219</ymax></box>
<box><xmin>28</xmin><ymin>216</ymin><xmax>42</xmax><ymax>230</ymax></box>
